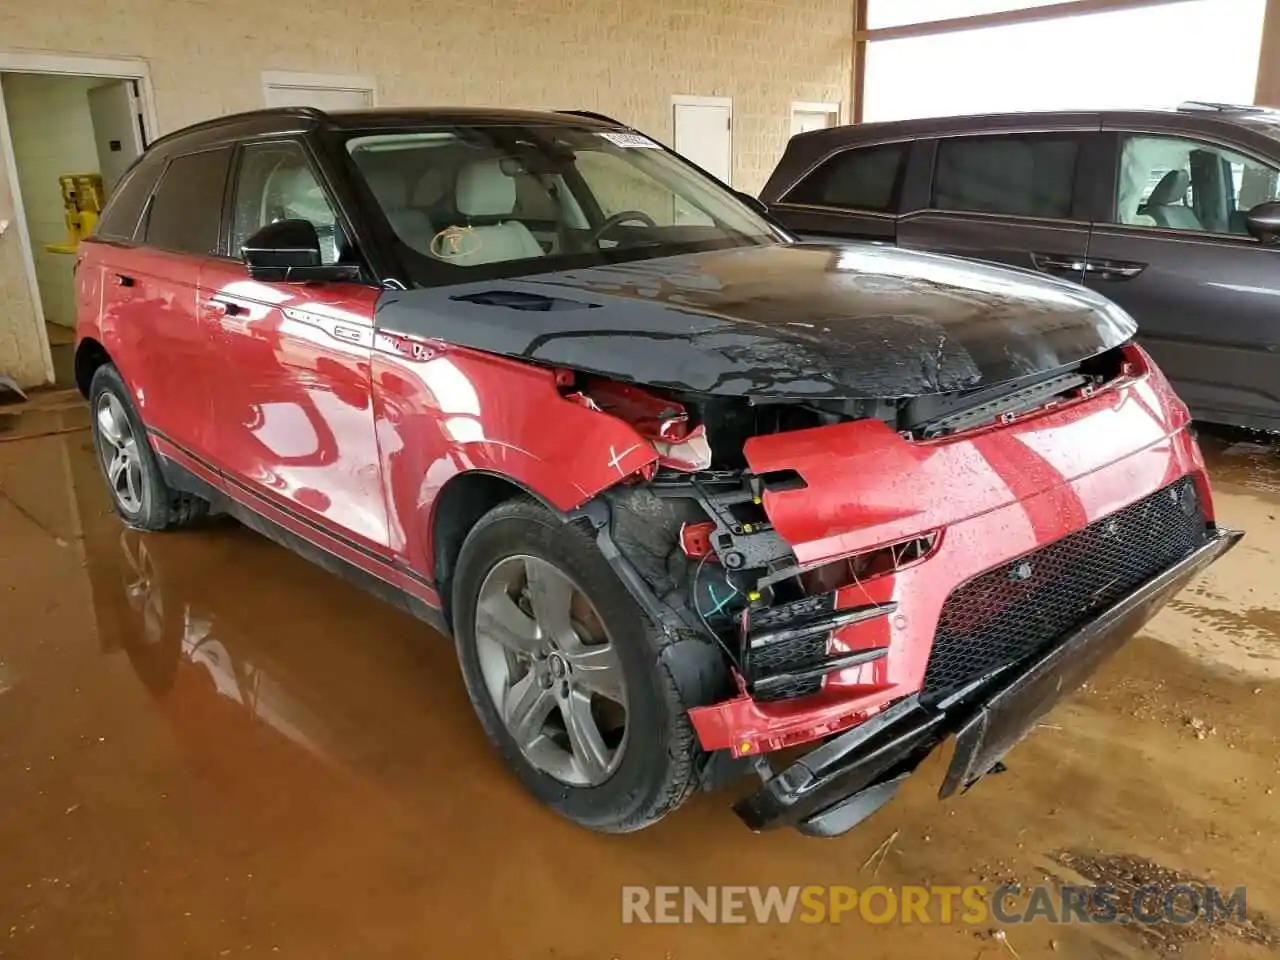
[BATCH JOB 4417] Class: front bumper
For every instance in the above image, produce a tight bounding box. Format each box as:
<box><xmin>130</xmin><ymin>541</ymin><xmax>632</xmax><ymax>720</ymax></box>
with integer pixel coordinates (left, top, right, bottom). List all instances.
<box><xmin>733</xmin><ymin>526</ymin><xmax>1241</xmax><ymax>837</ymax></box>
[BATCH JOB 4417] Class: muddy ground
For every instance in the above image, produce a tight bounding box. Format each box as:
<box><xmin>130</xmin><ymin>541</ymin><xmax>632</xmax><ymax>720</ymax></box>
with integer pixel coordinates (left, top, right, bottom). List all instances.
<box><xmin>0</xmin><ymin>391</ymin><xmax>1276</xmax><ymax>959</ymax></box>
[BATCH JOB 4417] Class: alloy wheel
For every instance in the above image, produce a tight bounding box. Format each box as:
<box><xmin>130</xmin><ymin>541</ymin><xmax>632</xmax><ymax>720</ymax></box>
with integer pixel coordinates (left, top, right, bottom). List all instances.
<box><xmin>96</xmin><ymin>393</ymin><xmax>144</xmax><ymax>514</ymax></box>
<box><xmin>474</xmin><ymin>555</ymin><xmax>629</xmax><ymax>786</ymax></box>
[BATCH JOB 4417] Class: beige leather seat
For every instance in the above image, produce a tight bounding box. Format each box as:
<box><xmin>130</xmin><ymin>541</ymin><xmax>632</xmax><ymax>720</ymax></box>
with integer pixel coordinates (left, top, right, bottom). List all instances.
<box><xmin>365</xmin><ymin>170</ymin><xmax>435</xmax><ymax>255</ymax></box>
<box><xmin>442</xmin><ymin>159</ymin><xmax>544</xmax><ymax>266</ymax></box>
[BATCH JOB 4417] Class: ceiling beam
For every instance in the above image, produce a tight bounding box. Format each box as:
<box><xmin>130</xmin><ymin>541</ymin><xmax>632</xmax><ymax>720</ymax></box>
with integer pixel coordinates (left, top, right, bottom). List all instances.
<box><xmin>856</xmin><ymin>0</ymin><xmax>1198</xmax><ymax>42</ymax></box>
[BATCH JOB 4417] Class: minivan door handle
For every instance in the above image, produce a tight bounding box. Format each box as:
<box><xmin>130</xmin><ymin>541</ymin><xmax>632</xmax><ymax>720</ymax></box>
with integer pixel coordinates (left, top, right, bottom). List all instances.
<box><xmin>114</xmin><ymin>273</ymin><xmax>135</xmax><ymax>288</ymax></box>
<box><xmin>1083</xmin><ymin>259</ymin><xmax>1146</xmax><ymax>280</ymax></box>
<box><xmin>1029</xmin><ymin>253</ymin><xmax>1088</xmax><ymax>274</ymax></box>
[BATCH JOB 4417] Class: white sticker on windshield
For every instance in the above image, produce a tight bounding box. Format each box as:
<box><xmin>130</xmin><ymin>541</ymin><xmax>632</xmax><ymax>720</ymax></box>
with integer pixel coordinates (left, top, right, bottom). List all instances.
<box><xmin>599</xmin><ymin>132</ymin><xmax>662</xmax><ymax>149</ymax></box>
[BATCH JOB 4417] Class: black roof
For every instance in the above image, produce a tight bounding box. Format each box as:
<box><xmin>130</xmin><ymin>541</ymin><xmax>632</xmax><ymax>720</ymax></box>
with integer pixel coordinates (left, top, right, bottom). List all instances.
<box><xmin>788</xmin><ymin>104</ymin><xmax>1280</xmax><ymax>152</ymax></box>
<box><xmin>145</xmin><ymin>106</ymin><xmax>626</xmax><ymax>158</ymax></box>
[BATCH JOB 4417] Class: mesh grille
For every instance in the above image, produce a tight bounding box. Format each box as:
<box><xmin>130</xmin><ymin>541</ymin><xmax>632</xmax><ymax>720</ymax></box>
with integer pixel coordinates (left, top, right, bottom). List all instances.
<box><xmin>749</xmin><ymin>633</ymin><xmax>828</xmax><ymax>701</ymax></box>
<box><xmin>923</xmin><ymin>477</ymin><xmax>1208</xmax><ymax>699</ymax></box>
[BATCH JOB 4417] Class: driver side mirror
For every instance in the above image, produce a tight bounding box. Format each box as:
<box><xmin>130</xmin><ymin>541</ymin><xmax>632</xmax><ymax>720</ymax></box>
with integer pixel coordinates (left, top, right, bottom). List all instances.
<box><xmin>241</xmin><ymin>219</ymin><xmax>361</xmax><ymax>283</ymax></box>
<box><xmin>1245</xmin><ymin>201</ymin><xmax>1280</xmax><ymax>243</ymax></box>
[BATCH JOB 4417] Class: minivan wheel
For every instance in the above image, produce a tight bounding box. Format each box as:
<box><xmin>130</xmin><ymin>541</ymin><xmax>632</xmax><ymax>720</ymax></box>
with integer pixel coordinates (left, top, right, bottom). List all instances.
<box><xmin>89</xmin><ymin>364</ymin><xmax>209</xmax><ymax>531</ymax></box>
<box><xmin>452</xmin><ymin>499</ymin><xmax>704</xmax><ymax>833</ymax></box>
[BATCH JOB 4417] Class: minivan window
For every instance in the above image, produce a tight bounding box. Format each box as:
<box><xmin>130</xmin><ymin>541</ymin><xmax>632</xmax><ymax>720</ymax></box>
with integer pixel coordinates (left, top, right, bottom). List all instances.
<box><xmin>142</xmin><ymin>148</ymin><xmax>233</xmax><ymax>255</ymax></box>
<box><xmin>1112</xmin><ymin>133</ymin><xmax>1280</xmax><ymax>235</ymax></box>
<box><xmin>783</xmin><ymin>143</ymin><xmax>907</xmax><ymax>212</ymax></box>
<box><xmin>933</xmin><ymin>134</ymin><xmax>1078</xmax><ymax>219</ymax></box>
<box><xmin>95</xmin><ymin>156</ymin><xmax>163</xmax><ymax>241</ymax></box>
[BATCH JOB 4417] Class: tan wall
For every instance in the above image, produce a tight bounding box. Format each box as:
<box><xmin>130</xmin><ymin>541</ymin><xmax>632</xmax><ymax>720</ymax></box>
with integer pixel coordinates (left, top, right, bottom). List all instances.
<box><xmin>3</xmin><ymin>73</ymin><xmax>103</xmax><ymax>329</ymax></box>
<box><xmin>0</xmin><ymin>0</ymin><xmax>854</xmax><ymax>388</ymax></box>
<box><xmin>1258</xmin><ymin>0</ymin><xmax>1280</xmax><ymax>105</ymax></box>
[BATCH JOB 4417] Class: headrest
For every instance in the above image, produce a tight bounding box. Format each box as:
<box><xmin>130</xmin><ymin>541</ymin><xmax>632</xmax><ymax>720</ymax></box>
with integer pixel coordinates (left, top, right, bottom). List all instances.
<box><xmin>456</xmin><ymin>159</ymin><xmax>517</xmax><ymax>218</ymax></box>
<box><xmin>365</xmin><ymin>169</ymin><xmax>409</xmax><ymax>210</ymax></box>
<box><xmin>1147</xmin><ymin>169</ymin><xmax>1190</xmax><ymax>206</ymax></box>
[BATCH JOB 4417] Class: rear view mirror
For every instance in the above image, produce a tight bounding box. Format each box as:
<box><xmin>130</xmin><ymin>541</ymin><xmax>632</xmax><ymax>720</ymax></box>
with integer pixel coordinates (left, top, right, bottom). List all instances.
<box><xmin>1245</xmin><ymin>201</ymin><xmax>1280</xmax><ymax>242</ymax></box>
<box><xmin>241</xmin><ymin>219</ymin><xmax>360</xmax><ymax>282</ymax></box>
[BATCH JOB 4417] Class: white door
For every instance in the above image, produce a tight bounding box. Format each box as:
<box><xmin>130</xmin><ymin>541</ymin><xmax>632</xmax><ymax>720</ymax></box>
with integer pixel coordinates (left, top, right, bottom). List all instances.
<box><xmin>87</xmin><ymin>80</ymin><xmax>145</xmax><ymax>193</ymax></box>
<box><xmin>264</xmin><ymin>85</ymin><xmax>372</xmax><ymax>110</ymax></box>
<box><xmin>673</xmin><ymin>98</ymin><xmax>732</xmax><ymax>185</ymax></box>
<box><xmin>791</xmin><ymin>106</ymin><xmax>839</xmax><ymax>136</ymax></box>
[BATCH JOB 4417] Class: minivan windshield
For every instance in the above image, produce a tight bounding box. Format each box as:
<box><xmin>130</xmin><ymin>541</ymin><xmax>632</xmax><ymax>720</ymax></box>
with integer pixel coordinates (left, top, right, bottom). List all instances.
<box><xmin>343</xmin><ymin>124</ymin><xmax>778</xmax><ymax>285</ymax></box>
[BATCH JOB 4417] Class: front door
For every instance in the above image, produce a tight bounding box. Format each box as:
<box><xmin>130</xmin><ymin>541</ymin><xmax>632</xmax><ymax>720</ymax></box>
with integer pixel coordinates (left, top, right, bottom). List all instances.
<box><xmin>203</xmin><ymin>139</ymin><xmax>390</xmax><ymax>556</ymax></box>
<box><xmin>1084</xmin><ymin>130</ymin><xmax>1280</xmax><ymax>430</ymax></box>
<box><xmin>896</xmin><ymin>130</ymin><xmax>1098</xmax><ymax>284</ymax></box>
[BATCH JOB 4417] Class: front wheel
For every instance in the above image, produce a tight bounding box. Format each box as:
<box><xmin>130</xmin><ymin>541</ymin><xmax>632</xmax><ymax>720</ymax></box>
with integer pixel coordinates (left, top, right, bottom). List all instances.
<box><xmin>451</xmin><ymin>500</ymin><xmax>704</xmax><ymax>833</ymax></box>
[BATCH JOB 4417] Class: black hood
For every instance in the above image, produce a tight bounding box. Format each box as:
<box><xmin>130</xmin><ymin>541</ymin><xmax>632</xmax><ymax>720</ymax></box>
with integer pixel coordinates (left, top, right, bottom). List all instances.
<box><xmin>373</xmin><ymin>242</ymin><xmax>1137</xmax><ymax>399</ymax></box>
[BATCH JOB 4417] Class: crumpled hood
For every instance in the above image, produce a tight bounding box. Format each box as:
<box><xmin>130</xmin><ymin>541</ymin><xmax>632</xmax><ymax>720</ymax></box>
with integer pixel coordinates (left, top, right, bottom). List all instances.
<box><xmin>374</xmin><ymin>241</ymin><xmax>1137</xmax><ymax>399</ymax></box>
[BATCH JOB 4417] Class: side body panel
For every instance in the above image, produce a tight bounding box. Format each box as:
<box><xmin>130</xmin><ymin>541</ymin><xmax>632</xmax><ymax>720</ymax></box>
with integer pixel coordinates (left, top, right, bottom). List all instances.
<box><xmin>198</xmin><ymin>260</ymin><xmax>392</xmax><ymax>559</ymax></box>
<box><xmin>91</xmin><ymin>242</ymin><xmax>219</xmax><ymax>457</ymax></box>
<box><xmin>370</xmin><ymin>336</ymin><xmax>658</xmax><ymax>581</ymax></box>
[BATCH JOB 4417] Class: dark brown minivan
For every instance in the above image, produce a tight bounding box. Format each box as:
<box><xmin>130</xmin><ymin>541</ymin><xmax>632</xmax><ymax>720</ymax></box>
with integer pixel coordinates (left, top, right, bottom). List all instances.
<box><xmin>760</xmin><ymin>103</ymin><xmax>1280</xmax><ymax>432</ymax></box>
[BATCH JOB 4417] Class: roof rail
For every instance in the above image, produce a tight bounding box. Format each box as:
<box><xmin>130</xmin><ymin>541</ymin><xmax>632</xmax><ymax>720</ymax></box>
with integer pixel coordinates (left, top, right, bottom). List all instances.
<box><xmin>1176</xmin><ymin>100</ymin><xmax>1271</xmax><ymax>114</ymax></box>
<box><xmin>555</xmin><ymin>110</ymin><xmax>625</xmax><ymax>126</ymax></box>
<box><xmin>147</xmin><ymin>106</ymin><xmax>329</xmax><ymax>149</ymax></box>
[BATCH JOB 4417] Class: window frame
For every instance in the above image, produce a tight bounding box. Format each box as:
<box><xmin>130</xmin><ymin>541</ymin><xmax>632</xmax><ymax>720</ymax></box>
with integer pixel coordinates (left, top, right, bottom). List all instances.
<box><xmin>137</xmin><ymin>145</ymin><xmax>236</xmax><ymax>257</ymax></box>
<box><xmin>93</xmin><ymin>155</ymin><xmax>165</xmax><ymax>244</ymax></box>
<box><xmin>1101</xmin><ymin>128</ymin><xmax>1280</xmax><ymax>240</ymax></box>
<box><xmin>778</xmin><ymin>140</ymin><xmax>910</xmax><ymax>215</ymax></box>
<box><xmin>222</xmin><ymin>134</ymin><xmax>374</xmax><ymax>280</ymax></box>
<box><xmin>926</xmin><ymin>130</ymin><xmax>1093</xmax><ymax>223</ymax></box>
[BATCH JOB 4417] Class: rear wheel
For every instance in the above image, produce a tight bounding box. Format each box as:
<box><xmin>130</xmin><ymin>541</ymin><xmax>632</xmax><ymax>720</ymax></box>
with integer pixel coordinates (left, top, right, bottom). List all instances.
<box><xmin>452</xmin><ymin>500</ymin><xmax>704</xmax><ymax>832</ymax></box>
<box><xmin>89</xmin><ymin>364</ymin><xmax>208</xmax><ymax>531</ymax></box>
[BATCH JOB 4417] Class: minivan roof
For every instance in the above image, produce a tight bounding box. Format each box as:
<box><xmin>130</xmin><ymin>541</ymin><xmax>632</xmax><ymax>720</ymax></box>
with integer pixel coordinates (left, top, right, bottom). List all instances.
<box><xmin>789</xmin><ymin>104</ymin><xmax>1280</xmax><ymax>148</ymax></box>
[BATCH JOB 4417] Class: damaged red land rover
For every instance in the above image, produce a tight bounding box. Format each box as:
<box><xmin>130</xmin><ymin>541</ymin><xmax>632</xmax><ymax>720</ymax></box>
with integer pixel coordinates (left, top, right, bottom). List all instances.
<box><xmin>75</xmin><ymin>107</ymin><xmax>1240</xmax><ymax>836</ymax></box>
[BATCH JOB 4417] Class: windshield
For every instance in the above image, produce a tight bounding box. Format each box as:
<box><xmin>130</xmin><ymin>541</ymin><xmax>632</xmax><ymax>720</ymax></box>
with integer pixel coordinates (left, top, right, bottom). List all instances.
<box><xmin>342</xmin><ymin>124</ymin><xmax>778</xmax><ymax>285</ymax></box>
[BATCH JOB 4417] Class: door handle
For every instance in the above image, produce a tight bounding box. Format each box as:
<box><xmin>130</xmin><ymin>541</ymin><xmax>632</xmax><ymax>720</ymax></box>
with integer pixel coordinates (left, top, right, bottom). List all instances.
<box><xmin>206</xmin><ymin>297</ymin><xmax>243</xmax><ymax>317</ymax></box>
<box><xmin>1029</xmin><ymin>253</ymin><xmax>1087</xmax><ymax>274</ymax></box>
<box><xmin>114</xmin><ymin>273</ymin><xmax>135</xmax><ymax>287</ymax></box>
<box><xmin>1030</xmin><ymin>254</ymin><xmax>1146</xmax><ymax>281</ymax></box>
<box><xmin>1083</xmin><ymin>259</ymin><xmax>1146</xmax><ymax>280</ymax></box>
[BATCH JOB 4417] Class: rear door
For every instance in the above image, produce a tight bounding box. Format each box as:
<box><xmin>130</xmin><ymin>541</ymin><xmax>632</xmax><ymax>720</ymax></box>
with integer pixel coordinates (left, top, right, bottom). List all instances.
<box><xmin>102</xmin><ymin>147</ymin><xmax>233</xmax><ymax>461</ymax></box>
<box><xmin>896</xmin><ymin>128</ymin><xmax>1101</xmax><ymax>284</ymax></box>
<box><xmin>1083</xmin><ymin>127</ymin><xmax>1280</xmax><ymax>429</ymax></box>
<box><xmin>201</xmin><ymin>138</ymin><xmax>391</xmax><ymax>557</ymax></box>
<box><xmin>763</xmin><ymin>140</ymin><xmax>912</xmax><ymax>242</ymax></box>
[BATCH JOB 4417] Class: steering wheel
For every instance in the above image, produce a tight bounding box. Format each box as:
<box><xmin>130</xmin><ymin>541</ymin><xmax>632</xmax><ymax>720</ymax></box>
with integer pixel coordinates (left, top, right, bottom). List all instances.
<box><xmin>587</xmin><ymin>209</ymin><xmax>658</xmax><ymax>246</ymax></box>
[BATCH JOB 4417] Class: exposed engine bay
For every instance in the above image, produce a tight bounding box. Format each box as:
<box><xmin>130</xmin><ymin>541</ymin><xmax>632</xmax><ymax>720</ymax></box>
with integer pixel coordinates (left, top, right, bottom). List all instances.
<box><xmin>565</xmin><ymin>344</ymin><xmax>1135</xmax><ymax>705</ymax></box>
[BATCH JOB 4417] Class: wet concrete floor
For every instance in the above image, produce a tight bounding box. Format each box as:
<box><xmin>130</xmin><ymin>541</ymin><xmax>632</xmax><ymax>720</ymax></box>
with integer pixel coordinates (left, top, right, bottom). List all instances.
<box><xmin>0</xmin><ymin>393</ymin><xmax>1277</xmax><ymax>959</ymax></box>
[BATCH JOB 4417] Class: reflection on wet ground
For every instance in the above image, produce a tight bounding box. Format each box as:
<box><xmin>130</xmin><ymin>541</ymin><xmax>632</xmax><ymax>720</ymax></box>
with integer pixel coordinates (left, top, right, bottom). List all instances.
<box><xmin>0</xmin><ymin>398</ymin><xmax>1277</xmax><ymax>959</ymax></box>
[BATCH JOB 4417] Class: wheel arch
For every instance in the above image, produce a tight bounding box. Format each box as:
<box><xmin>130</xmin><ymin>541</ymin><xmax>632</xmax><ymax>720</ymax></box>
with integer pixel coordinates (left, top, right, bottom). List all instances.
<box><xmin>430</xmin><ymin>470</ymin><xmax>552</xmax><ymax>628</ymax></box>
<box><xmin>75</xmin><ymin>337</ymin><xmax>113</xmax><ymax>399</ymax></box>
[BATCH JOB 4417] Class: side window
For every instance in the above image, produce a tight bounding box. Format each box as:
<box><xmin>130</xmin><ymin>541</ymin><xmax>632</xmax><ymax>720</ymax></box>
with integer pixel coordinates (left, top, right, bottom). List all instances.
<box><xmin>95</xmin><ymin>157</ymin><xmax>163</xmax><ymax>241</ymax></box>
<box><xmin>783</xmin><ymin>143</ymin><xmax>908</xmax><ymax>213</ymax></box>
<box><xmin>933</xmin><ymin>134</ymin><xmax>1078</xmax><ymax>219</ymax></box>
<box><xmin>1111</xmin><ymin>133</ymin><xmax>1280</xmax><ymax>235</ymax></box>
<box><xmin>232</xmin><ymin>141</ymin><xmax>342</xmax><ymax>264</ymax></box>
<box><xmin>142</xmin><ymin>148</ymin><xmax>233</xmax><ymax>255</ymax></box>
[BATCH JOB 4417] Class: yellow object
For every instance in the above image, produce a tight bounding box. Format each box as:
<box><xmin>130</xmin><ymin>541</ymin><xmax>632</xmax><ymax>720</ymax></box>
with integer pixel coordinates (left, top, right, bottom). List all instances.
<box><xmin>747</xmin><ymin>590</ymin><xmax>761</xmax><ymax>602</ymax></box>
<box><xmin>45</xmin><ymin>173</ymin><xmax>104</xmax><ymax>255</ymax></box>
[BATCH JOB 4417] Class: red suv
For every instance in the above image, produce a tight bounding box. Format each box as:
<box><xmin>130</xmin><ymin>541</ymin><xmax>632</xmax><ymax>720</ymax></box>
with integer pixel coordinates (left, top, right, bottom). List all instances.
<box><xmin>75</xmin><ymin>107</ymin><xmax>1239</xmax><ymax>836</ymax></box>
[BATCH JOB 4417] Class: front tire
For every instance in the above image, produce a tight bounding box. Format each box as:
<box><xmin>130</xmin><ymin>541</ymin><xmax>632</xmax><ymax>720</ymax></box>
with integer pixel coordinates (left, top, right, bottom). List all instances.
<box><xmin>89</xmin><ymin>364</ymin><xmax>208</xmax><ymax>531</ymax></box>
<box><xmin>452</xmin><ymin>499</ymin><xmax>703</xmax><ymax>833</ymax></box>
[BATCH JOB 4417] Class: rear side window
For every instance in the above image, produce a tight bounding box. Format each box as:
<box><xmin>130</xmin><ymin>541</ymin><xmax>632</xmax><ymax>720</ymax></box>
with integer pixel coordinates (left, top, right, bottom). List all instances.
<box><xmin>784</xmin><ymin>143</ymin><xmax>907</xmax><ymax>212</ymax></box>
<box><xmin>142</xmin><ymin>147</ymin><xmax>233</xmax><ymax>255</ymax></box>
<box><xmin>95</xmin><ymin>157</ymin><xmax>162</xmax><ymax>241</ymax></box>
<box><xmin>933</xmin><ymin>134</ymin><xmax>1078</xmax><ymax>219</ymax></box>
